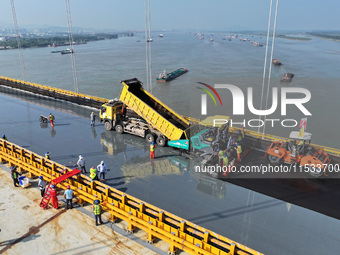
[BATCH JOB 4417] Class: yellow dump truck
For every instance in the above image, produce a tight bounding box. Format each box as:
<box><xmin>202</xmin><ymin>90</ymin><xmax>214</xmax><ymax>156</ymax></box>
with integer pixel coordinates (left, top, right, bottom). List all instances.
<box><xmin>99</xmin><ymin>78</ymin><xmax>190</xmax><ymax>147</ymax></box>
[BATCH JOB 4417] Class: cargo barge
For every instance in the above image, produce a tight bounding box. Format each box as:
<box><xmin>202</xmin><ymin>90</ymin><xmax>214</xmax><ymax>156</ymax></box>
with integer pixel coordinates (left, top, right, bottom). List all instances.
<box><xmin>156</xmin><ymin>68</ymin><xmax>188</xmax><ymax>82</ymax></box>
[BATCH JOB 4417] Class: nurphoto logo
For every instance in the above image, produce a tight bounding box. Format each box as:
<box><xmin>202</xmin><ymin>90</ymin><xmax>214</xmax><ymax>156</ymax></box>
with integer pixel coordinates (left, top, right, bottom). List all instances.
<box><xmin>196</xmin><ymin>82</ymin><xmax>312</xmax><ymax>128</ymax></box>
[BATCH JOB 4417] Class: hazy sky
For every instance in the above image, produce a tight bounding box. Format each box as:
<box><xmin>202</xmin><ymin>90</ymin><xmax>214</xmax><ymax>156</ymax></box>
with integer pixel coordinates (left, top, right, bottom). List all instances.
<box><xmin>0</xmin><ymin>0</ymin><xmax>339</xmax><ymax>31</ymax></box>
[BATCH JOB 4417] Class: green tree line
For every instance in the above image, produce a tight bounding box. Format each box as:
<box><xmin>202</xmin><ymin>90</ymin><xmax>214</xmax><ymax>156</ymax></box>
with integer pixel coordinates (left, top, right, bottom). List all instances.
<box><xmin>0</xmin><ymin>34</ymin><xmax>118</xmax><ymax>49</ymax></box>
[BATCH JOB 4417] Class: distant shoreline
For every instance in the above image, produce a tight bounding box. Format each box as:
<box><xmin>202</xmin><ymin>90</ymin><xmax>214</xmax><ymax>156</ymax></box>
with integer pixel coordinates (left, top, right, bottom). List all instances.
<box><xmin>306</xmin><ymin>34</ymin><xmax>340</xmax><ymax>42</ymax></box>
<box><xmin>244</xmin><ymin>33</ymin><xmax>312</xmax><ymax>41</ymax></box>
<box><xmin>276</xmin><ymin>35</ymin><xmax>312</xmax><ymax>41</ymax></box>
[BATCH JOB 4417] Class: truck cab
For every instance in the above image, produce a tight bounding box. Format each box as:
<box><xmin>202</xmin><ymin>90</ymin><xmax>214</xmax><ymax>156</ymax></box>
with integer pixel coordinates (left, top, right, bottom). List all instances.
<box><xmin>100</xmin><ymin>99</ymin><xmax>124</xmax><ymax>131</ymax></box>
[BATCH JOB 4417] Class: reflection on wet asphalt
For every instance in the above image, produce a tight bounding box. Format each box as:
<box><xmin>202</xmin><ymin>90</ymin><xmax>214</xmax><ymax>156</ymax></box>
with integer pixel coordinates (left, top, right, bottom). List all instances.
<box><xmin>1</xmin><ymin>88</ymin><xmax>340</xmax><ymax>255</ymax></box>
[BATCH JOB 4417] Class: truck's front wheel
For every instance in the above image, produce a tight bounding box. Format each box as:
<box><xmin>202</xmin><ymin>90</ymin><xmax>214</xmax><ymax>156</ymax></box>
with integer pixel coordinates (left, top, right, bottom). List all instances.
<box><xmin>105</xmin><ymin>121</ymin><xmax>113</xmax><ymax>131</ymax></box>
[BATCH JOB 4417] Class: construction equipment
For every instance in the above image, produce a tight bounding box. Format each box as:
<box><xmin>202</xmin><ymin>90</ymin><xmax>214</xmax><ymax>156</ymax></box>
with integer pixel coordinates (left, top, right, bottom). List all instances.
<box><xmin>187</xmin><ymin>115</ymin><xmax>230</xmax><ymax>161</ymax></box>
<box><xmin>99</xmin><ymin>79</ymin><xmax>247</xmax><ymax>167</ymax></box>
<box><xmin>39</xmin><ymin>115</ymin><xmax>48</xmax><ymax>123</ymax></box>
<box><xmin>39</xmin><ymin>168</ymin><xmax>81</xmax><ymax>209</ymax></box>
<box><xmin>39</xmin><ymin>183</ymin><xmax>53</xmax><ymax>209</ymax></box>
<box><xmin>266</xmin><ymin>131</ymin><xmax>331</xmax><ymax>176</ymax></box>
<box><xmin>100</xmin><ymin>78</ymin><xmax>190</xmax><ymax>147</ymax></box>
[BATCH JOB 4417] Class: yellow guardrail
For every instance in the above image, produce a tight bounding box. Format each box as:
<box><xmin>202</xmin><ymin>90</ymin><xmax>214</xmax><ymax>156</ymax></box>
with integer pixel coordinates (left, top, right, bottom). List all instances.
<box><xmin>229</xmin><ymin>127</ymin><xmax>340</xmax><ymax>157</ymax></box>
<box><xmin>0</xmin><ymin>76</ymin><xmax>109</xmax><ymax>104</ymax></box>
<box><xmin>0</xmin><ymin>138</ymin><xmax>263</xmax><ymax>255</ymax></box>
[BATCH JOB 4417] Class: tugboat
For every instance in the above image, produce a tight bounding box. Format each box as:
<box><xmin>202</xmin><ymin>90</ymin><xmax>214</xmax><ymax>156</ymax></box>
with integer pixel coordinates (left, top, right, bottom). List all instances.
<box><xmin>272</xmin><ymin>59</ymin><xmax>282</xmax><ymax>66</ymax></box>
<box><xmin>280</xmin><ymin>73</ymin><xmax>294</xmax><ymax>82</ymax></box>
<box><xmin>156</xmin><ymin>68</ymin><xmax>188</xmax><ymax>82</ymax></box>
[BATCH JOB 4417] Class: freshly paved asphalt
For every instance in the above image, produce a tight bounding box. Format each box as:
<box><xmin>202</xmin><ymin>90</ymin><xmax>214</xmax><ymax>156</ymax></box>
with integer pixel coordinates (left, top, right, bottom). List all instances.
<box><xmin>1</xmin><ymin>87</ymin><xmax>340</xmax><ymax>255</ymax></box>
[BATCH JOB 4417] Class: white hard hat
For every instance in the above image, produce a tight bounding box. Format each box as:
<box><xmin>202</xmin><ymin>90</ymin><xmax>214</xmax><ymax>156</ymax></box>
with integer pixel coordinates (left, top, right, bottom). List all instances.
<box><xmin>101</xmin><ymin>161</ymin><xmax>104</xmax><ymax>165</ymax></box>
<box><xmin>79</xmin><ymin>155</ymin><xmax>83</xmax><ymax>159</ymax></box>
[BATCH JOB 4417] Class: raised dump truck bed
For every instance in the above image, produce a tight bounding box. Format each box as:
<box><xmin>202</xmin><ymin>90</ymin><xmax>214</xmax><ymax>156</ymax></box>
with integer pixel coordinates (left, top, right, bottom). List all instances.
<box><xmin>119</xmin><ymin>78</ymin><xmax>190</xmax><ymax>141</ymax></box>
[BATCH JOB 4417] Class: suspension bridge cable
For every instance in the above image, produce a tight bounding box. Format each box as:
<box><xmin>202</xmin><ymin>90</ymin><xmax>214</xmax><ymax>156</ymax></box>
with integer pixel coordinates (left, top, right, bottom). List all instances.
<box><xmin>257</xmin><ymin>0</ymin><xmax>273</xmax><ymax>134</ymax></box>
<box><xmin>10</xmin><ymin>0</ymin><xmax>27</xmax><ymax>81</ymax></box>
<box><xmin>65</xmin><ymin>0</ymin><xmax>79</xmax><ymax>93</ymax></box>
<box><xmin>263</xmin><ymin>0</ymin><xmax>279</xmax><ymax>135</ymax></box>
<box><xmin>144</xmin><ymin>0</ymin><xmax>150</xmax><ymax>92</ymax></box>
<box><xmin>147</xmin><ymin>0</ymin><xmax>152</xmax><ymax>94</ymax></box>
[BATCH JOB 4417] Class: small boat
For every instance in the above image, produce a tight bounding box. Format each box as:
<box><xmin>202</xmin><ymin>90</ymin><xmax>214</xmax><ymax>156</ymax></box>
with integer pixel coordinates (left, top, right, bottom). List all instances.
<box><xmin>60</xmin><ymin>49</ymin><xmax>73</xmax><ymax>54</ymax></box>
<box><xmin>156</xmin><ymin>68</ymin><xmax>188</xmax><ymax>82</ymax></box>
<box><xmin>252</xmin><ymin>41</ymin><xmax>263</xmax><ymax>47</ymax></box>
<box><xmin>280</xmin><ymin>73</ymin><xmax>294</xmax><ymax>82</ymax></box>
<box><xmin>272</xmin><ymin>59</ymin><xmax>282</xmax><ymax>66</ymax></box>
<box><xmin>147</xmin><ymin>38</ymin><xmax>153</xmax><ymax>42</ymax></box>
<box><xmin>158</xmin><ymin>34</ymin><xmax>164</xmax><ymax>38</ymax></box>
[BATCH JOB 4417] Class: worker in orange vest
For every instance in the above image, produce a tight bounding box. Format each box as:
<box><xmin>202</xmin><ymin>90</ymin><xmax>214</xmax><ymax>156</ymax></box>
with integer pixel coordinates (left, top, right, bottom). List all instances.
<box><xmin>50</xmin><ymin>184</ymin><xmax>59</xmax><ymax>209</ymax></box>
<box><xmin>150</xmin><ymin>142</ymin><xmax>156</xmax><ymax>159</ymax></box>
<box><xmin>49</xmin><ymin>113</ymin><xmax>55</xmax><ymax>127</ymax></box>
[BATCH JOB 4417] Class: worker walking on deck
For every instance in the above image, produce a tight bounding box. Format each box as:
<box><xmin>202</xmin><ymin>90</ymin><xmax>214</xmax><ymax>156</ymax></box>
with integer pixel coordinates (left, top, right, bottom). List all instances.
<box><xmin>90</xmin><ymin>112</ymin><xmax>96</xmax><ymax>126</ymax></box>
<box><xmin>93</xmin><ymin>200</ymin><xmax>103</xmax><ymax>226</ymax></box>
<box><xmin>11</xmin><ymin>166</ymin><xmax>20</xmax><ymax>187</ymax></box>
<box><xmin>45</xmin><ymin>152</ymin><xmax>50</xmax><ymax>159</ymax></box>
<box><xmin>38</xmin><ymin>176</ymin><xmax>46</xmax><ymax>197</ymax></box>
<box><xmin>97</xmin><ymin>161</ymin><xmax>107</xmax><ymax>182</ymax></box>
<box><xmin>49</xmin><ymin>113</ymin><xmax>55</xmax><ymax>127</ymax></box>
<box><xmin>150</xmin><ymin>142</ymin><xmax>156</xmax><ymax>159</ymax></box>
<box><xmin>77</xmin><ymin>155</ymin><xmax>87</xmax><ymax>174</ymax></box>
<box><xmin>236</xmin><ymin>143</ymin><xmax>242</xmax><ymax>161</ymax></box>
<box><xmin>64</xmin><ymin>185</ymin><xmax>74</xmax><ymax>210</ymax></box>
<box><xmin>50</xmin><ymin>185</ymin><xmax>59</xmax><ymax>209</ymax></box>
<box><xmin>2</xmin><ymin>135</ymin><xmax>7</xmax><ymax>141</ymax></box>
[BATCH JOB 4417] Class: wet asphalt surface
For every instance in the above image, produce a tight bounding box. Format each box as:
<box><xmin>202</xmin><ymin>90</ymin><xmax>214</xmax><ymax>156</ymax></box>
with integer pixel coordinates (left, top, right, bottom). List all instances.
<box><xmin>1</xmin><ymin>87</ymin><xmax>340</xmax><ymax>255</ymax></box>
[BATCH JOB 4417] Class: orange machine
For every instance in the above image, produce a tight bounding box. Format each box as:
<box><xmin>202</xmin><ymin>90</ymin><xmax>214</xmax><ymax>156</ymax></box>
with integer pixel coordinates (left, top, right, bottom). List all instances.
<box><xmin>266</xmin><ymin>131</ymin><xmax>331</xmax><ymax>176</ymax></box>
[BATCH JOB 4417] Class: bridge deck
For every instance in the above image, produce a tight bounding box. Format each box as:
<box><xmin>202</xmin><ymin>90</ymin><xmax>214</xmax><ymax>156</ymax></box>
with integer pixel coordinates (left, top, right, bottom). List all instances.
<box><xmin>1</xmin><ymin>85</ymin><xmax>340</xmax><ymax>254</ymax></box>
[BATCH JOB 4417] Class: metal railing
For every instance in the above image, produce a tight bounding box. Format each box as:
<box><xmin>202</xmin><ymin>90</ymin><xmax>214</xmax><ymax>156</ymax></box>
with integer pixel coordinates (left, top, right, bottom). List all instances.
<box><xmin>0</xmin><ymin>138</ymin><xmax>263</xmax><ymax>255</ymax></box>
<box><xmin>0</xmin><ymin>76</ymin><xmax>109</xmax><ymax>107</ymax></box>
